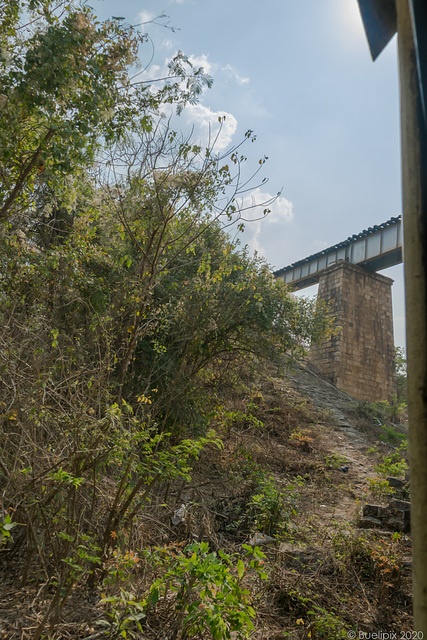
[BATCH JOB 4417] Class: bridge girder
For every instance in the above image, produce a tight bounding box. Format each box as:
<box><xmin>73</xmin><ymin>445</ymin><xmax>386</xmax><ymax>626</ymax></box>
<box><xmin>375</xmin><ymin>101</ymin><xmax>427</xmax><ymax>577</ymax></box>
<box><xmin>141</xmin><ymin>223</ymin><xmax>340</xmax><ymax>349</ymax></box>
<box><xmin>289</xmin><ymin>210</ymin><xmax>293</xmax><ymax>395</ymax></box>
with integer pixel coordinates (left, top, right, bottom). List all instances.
<box><xmin>273</xmin><ymin>215</ymin><xmax>402</xmax><ymax>291</ymax></box>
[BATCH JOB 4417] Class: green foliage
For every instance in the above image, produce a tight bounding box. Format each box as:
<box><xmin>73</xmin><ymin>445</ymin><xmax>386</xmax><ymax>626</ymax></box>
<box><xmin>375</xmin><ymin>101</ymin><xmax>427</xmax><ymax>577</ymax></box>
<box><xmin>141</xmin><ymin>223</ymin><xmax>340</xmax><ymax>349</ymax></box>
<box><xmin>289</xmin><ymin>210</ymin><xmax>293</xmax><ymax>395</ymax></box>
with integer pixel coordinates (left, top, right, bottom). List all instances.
<box><xmin>0</xmin><ymin>2</ymin><xmax>213</xmax><ymax>221</ymax></box>
<box><xmin>367</xmin><ymin>477</ymin><xmax>395</xmax><ymax>499</ymax></box>
<box><xmin>0</xmin><ymin>513</ymin><xmax>20</xmax><ymax>546</ymax></box>
<box><xmin>249</xmin><ymin>479</ymin><xmax>285</xmax><ymax>537</ymax></box>
<box><xmin>60</xmin><ymin>532</ymin><xmax>102</xmax><ymax>578</ymax></box>
<box><xmin>245</xmin><ymin>476</ymin><xmax>298</xmax><ymax>538</ymax></box>
<box><xmin>379</xmin><ymin>422</ymin><xmax>407</xmax><ymax>445</ymax></box>
<box><xmin>217</xmin><ymin>407</ymin><xmax>264</xmax><ymax>437</ymax></box>
<box><xmin>0</xmin><ymin>3</ymin><xmax>332</xmax><ymax>637</ymax></box>
<box><xmin>323</xmin><ymin>452</ymin><xmax>348</xmax><ymax>469</ymax></box>
<box><xmin>142</xmin><ymin>542</ymin><xmax>266</xmax><ymax>639</ymax></box>
<box><xmin>361</xmin><ymin>394</ymin><xmax>406</xmax><ymax>426</ymax></box>
<box><xmin>374</xmin><ymin>442</ymin><xmax>409</xmax><ymax>478</ymax></box>
<box><xmin>97</xmin><ymin>589</ymin><xmax>146</xmax><ymax>639</ymax></box>
<box><xmin>394</xmin><ymin>346</ymin><xmax>407</xmax><ymax>403</ymax></box>
<box><xmin>307</xmin><ymin>605</ymin><xmax>350</xmax><ymax>639</ymax></box>
<box><xmin>97</xmin><ymin>543</ymin><xmax>268</xmax><ymax>639</ymax></box>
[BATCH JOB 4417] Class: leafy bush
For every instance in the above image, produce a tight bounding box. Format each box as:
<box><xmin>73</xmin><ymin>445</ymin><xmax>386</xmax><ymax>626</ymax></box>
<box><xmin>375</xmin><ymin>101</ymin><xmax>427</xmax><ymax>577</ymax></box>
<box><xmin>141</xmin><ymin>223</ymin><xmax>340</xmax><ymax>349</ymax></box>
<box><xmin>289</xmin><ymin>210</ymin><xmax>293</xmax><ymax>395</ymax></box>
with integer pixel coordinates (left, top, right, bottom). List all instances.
<box><xmin>247</xmin><ymin>477</ymin><xmax>298</xmax><ymax>538</ymax></box>
<box><xmin>367</xmin><ymin>477</ymin><xmax>395</xmax><ymax>499</ymax></box>
<box><xmin>380</xmin><ymin>423</ymin><xmax>407</xmax><ymax>444</ymax></box>
<box><xmin>0</xmin><ymin>513</ymin><xmax>20</xmax><ymax>547</ymax></box>
<box><xmin>375</xmin><ymin>442</ymin><xmax>409</xmax><ymax>478</ymax></box>
<box><xmin>140</xmin><ymin>542</ymin><xmax>267</xmax><ymax>640</ymax></box>
<box><xmin>0</xmin><ymin>3</ymin><xmax>332</xmax><ymax>637</ymax></box>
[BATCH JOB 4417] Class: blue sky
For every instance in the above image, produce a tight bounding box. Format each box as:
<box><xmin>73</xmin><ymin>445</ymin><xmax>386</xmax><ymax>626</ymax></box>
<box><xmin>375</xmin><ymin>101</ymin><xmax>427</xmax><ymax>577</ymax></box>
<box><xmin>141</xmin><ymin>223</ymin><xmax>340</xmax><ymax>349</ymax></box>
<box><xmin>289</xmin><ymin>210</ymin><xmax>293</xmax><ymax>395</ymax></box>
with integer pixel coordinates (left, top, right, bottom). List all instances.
<box><xmin>92</xmin><ymin>0</ymin><xmax>405</xmax><ymax>347</ymax></box>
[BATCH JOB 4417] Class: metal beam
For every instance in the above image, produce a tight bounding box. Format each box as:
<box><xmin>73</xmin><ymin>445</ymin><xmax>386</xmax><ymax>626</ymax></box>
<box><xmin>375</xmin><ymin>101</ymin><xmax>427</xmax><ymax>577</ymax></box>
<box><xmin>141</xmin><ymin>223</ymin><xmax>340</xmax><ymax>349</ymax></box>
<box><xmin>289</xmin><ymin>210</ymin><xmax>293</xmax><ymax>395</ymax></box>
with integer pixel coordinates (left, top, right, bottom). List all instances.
<box><xmin>274</xmin><ymin>216</ymin><xmax>402</xmax><ymax>291</ymax></box>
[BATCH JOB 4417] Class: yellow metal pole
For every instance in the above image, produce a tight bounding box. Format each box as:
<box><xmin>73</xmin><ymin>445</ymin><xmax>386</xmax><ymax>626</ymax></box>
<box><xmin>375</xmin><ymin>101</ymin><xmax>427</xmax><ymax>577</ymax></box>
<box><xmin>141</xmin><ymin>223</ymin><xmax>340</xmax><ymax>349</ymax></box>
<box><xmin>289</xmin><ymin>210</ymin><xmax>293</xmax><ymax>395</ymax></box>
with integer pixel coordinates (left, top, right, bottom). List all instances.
<box><xmin>396</xmin><ymin>0</ymin><xmax>427</xmax><ymax>630</ymax></box>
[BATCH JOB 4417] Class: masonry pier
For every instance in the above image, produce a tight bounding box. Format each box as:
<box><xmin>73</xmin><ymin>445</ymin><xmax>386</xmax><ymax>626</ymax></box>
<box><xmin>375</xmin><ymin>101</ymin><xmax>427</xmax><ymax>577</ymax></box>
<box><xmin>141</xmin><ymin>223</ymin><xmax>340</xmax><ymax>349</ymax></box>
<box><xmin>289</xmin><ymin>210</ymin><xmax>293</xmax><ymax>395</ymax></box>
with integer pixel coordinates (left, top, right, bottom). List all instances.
<box><xmin>309</xmin><ymin>260</ymin><xmax>395</xmax><ymax>402</ymax></box>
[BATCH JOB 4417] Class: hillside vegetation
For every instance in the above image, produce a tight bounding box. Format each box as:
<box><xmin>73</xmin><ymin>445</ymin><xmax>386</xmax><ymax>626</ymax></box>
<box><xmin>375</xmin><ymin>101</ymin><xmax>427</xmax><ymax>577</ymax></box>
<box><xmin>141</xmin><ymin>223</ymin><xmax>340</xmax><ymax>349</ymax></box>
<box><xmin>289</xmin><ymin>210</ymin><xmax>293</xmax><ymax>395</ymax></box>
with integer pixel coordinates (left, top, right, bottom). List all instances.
<box><xmin>0</xmin><ymin>2</ymin><xmax>411</xmax><ymax>639</ymax></box>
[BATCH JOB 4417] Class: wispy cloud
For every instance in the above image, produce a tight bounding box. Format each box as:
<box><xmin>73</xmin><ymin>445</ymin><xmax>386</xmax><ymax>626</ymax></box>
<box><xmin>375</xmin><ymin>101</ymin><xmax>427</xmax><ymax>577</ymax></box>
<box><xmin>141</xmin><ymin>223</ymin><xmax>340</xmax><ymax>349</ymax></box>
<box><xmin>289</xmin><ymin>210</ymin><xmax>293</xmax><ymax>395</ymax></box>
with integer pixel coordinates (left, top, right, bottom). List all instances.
<box><xmin>222</xmin><ymin>64</ymin><xmax>250</xmax><ymax>85</ymax></box>
<box><xmin>188</xmin><ymin>54</ymin><xmax>216</xmax><ymax>77</ymax></box>
<box><xmin>239</xmin><ymin>189</ymin><xmax>294</xmax><ymax>259</ymax></box>
<box><xmin>183</xmin><ymin>104</ymin><xmax>238</xmax><ymax>152</ymax></box>
<box><xmin>161</xmin><ymin>39</ymin><xmax>175</xmax><ymax>51</ymax></box>
<box><xmin>136</xmin><ymin>10</ymin><xmax>157</xmax><ymax>24</ymax></box>
<box><xmin>240</xmin><ymin>189</ymin><xmax>293</xmax><ymax>224</ymax></box>
<box><xmin>188</xmin><ymin>54</ymin><xmax>249</xmax><ymax>86</ymax></box>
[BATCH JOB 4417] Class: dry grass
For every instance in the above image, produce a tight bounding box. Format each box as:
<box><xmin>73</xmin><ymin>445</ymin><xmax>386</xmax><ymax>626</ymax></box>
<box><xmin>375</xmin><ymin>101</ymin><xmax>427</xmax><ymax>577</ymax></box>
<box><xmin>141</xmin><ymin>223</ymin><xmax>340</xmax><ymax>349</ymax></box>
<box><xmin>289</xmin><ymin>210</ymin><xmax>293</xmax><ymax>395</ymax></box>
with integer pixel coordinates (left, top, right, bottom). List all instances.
<box><xmin>0</xmin><ymin>360</ymin><xmax>412</xmax><ymax>639</ymax></box>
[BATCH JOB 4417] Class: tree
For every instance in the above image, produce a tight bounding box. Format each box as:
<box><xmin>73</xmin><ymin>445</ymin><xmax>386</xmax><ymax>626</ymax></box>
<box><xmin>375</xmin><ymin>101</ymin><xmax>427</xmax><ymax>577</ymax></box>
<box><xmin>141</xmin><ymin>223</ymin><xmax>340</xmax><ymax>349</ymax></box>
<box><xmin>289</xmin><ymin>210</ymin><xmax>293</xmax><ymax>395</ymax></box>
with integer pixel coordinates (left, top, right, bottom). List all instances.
<box><xmin>115</xmin><ymin>218</ymin><xmax>330</xmax><ymax>431</ymax></box>
<box><xmin>394</xmin><ymin>346</ymin><xmax>407</xmax><ymax>404</ymax></box>
<box><xmin>0</xmin><ymin>4</ymin><xmax>331</xmax><ymax>635</ymax></box>
<box><xmin>0</xmin><ymin>1</ymin><xmax>212</xmax><ymax>221</ymax></box>
<box><xmin>96</xmin><ymin>118</ymin><xmax>278</xmax><ymax>392</ymax></box>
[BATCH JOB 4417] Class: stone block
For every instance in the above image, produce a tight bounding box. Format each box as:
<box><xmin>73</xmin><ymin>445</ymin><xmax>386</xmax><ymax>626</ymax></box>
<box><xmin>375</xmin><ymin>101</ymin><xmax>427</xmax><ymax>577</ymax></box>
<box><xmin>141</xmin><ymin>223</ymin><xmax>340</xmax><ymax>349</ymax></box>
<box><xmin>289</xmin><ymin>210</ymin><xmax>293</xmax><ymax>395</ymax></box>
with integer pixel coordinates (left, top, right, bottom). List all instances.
<box><xmin>359</xmin><ymin>516</ymin><xmax>383</xmax><ymax>528</ymax></box>
<box><xmin>386</xmin><ymin>477</ymin><xmax>408</xmax><ymax>492</ymax></box>
<box><xmin>363</xmin><ymin>504</ymin><xmax>385</xmax><ymax>518</ymax></box>
<box><xmin>389</xmin><ymin>498</ymin><xmax>411</xmax><ymax>512</ymax></box>
<box><xmin>383</xmin><ymin>515</ymin><xmax>407</xmax><ymax>532</ymax></box>
<box><xmin>279</xmin><ymin>544</ymin><xmax>325</xmax><ymax>574</ymax></box>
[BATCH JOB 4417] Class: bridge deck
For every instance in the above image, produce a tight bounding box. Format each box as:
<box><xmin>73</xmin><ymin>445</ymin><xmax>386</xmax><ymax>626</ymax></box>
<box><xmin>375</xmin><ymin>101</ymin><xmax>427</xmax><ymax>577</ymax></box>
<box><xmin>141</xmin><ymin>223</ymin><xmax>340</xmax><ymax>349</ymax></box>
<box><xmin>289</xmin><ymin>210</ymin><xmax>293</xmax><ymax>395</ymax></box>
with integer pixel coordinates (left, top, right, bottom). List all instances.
<box><xmin>273</xmin><ymin>216</ymin><xmax>402</xmax><ymax>290</ymax></box>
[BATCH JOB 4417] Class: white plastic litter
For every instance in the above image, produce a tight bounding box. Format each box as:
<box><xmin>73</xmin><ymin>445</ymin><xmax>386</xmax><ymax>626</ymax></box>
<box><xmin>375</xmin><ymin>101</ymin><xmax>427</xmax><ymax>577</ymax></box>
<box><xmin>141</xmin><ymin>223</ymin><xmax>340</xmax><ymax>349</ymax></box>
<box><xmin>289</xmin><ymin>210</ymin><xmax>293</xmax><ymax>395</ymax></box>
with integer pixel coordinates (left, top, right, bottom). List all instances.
<box><xmin>171</xmin><ymin>503</ymin><xmax>188</xmax><ymax>525</ymax></box>
<box><xmin>248</xmin><ymin>533</ymin><xmax>276</xmax><ymax>547</ymax></box>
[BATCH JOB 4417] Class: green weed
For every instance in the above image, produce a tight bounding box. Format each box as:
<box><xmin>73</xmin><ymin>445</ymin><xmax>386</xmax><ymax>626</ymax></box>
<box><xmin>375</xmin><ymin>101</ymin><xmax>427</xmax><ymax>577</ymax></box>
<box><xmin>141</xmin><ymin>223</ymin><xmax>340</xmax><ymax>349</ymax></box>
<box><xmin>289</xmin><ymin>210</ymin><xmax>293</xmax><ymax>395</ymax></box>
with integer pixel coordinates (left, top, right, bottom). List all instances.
<box><xmin>0</xmin><ymin>513</ymin><xmax>20</xmax><ymax>547</ymax></box>
<box><xmin>367</xmin><ymin>477</ymin><xmax>394</xmax><ymax>499</ymax></box>
<box><xmin>142</xmin><ymin>541</ymin><xmax>267</xmax><ymax>640</ymax></box>
<box><xmin>248</xmin><ymin>476</ymin><xmax>298</xmax><ymax>538</ymax></box>
<box><xmin>375</xmin><ymin>442</ymin><xmax>409</xmax><ymax>478</ymax></box>
<box><xmin>379</xmin><ymin>423</ymin><xmax>407</xmax><ymax>445</ymax></box>
<box><xmin>324</xmin><ymin>453</ymin><xmax>348</xmax><ymax>469</ymax></box>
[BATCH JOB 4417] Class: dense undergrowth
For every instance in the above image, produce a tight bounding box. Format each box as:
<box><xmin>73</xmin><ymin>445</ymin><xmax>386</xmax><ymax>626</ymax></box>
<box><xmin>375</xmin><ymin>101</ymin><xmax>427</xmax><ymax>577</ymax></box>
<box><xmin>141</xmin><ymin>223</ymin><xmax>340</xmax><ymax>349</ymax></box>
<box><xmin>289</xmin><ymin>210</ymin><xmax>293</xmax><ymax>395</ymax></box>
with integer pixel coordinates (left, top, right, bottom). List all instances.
<box><xmin>0</xmin><ymin>357</ymin><xmax>412</xmax><ymax>639</ymax></box>
<box><xmin>0</xmin><ymin>2</ymin><xmax>411</xmax><ymax>638</ymax></box>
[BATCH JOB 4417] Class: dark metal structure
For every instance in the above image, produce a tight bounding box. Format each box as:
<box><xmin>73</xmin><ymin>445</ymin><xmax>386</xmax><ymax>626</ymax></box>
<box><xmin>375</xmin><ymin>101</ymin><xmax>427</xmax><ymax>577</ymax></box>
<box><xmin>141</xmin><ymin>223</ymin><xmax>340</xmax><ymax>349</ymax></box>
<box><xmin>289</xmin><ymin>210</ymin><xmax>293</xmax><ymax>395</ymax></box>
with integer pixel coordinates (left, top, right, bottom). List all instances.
<box><xmin>357</xmin><ymin>0</ymin><xmax>427</xmax><ymax>130</ymax></box>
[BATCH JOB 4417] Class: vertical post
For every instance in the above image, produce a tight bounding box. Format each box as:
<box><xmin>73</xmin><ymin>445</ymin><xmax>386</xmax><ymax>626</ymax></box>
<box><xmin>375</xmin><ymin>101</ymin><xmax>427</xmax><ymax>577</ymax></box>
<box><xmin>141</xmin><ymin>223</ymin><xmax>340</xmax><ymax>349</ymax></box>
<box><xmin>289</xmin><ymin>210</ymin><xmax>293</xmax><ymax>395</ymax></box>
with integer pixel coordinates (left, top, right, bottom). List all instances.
<box><xmin>396</xmin><ymin>0</ymin><xmax>427</xmax><ymax>630</ymax></box>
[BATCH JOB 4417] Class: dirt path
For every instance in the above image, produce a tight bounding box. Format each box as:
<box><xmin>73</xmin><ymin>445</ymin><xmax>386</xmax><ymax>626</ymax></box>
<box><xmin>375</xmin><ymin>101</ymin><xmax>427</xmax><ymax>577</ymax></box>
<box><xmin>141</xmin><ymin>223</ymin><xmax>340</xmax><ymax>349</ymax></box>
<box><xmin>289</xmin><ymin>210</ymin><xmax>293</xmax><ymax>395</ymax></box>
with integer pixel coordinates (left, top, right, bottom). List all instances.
<box><xmin>282</xmin><ymin>362</ymin><xmax>382</xmax><ymax>527</ymax></box>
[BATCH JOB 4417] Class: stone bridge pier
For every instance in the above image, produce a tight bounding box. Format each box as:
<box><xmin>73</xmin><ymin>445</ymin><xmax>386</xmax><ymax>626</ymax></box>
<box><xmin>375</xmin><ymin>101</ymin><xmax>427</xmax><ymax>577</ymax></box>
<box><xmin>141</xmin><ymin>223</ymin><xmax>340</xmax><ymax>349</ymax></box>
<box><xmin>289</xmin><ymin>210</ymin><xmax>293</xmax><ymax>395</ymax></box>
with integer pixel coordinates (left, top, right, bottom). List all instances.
<box><xmin>309</xmin><ymin>260</ymin><xmax>395</xmax><ymax>402</ymax></box>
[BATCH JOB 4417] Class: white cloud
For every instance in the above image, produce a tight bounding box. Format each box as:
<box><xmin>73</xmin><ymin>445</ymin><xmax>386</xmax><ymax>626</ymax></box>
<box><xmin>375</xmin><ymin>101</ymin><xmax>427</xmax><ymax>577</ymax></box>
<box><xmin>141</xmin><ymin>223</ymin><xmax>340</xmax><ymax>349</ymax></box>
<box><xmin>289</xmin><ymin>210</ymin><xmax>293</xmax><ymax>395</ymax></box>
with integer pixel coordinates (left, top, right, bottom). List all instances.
<box><xmin>240</xmin><ymin>188</ymin><xmax>293</xmax><ymax>224</ymax></box>
<box><xmin>265</xmin><ymin>192</ymin><xmax>294</xmax><ymax>224</ymax></box>
<box><xmin>140</xmin><ymin>63</ymin><xmax>163</xmax><ymax>83</ymax></box>
<box><xmin>183</xmin><ymin>104</ymin><xmax>238</xmax><ymax>152</ymax></box>
<box><xmin>136</xmin><ymin>10</ymin><xmax>157</xmax><ymax>25</ymax></box>
<box><xmin>188</xmin><ymin>57</ymin><xmax>250</xmax><ymax>86</ymax></box>
<box><xmin>239</xmin><ymin>189</ymin><xmax>294</xmax><ymax>259</ymax></box>
<box><xmin>129</xmin><ymin>50</ymin><xmax>244</xmax><ymax>152</ymax></box>
<box><xmin>161</xmin><ymin>39</ymin><xmax>175</xmax><ymax>51</ymax></box>
<box><xmin>188</xmin><ymin>54</ymin><xmax>217</xmax><ymax>77</ymax></box>
<box><xmin>222</xmin><ymin>64</ymin><xmax>250</xmax><ymax>85</ymax></box>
